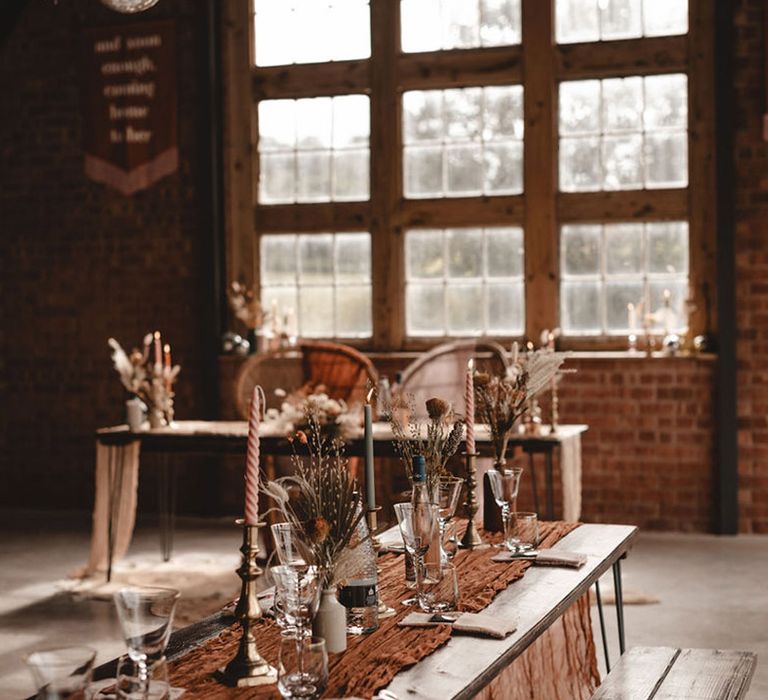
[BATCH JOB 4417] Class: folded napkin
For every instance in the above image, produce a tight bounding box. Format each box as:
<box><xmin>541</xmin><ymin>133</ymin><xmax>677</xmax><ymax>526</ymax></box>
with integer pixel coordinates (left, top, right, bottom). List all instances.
<box><xmin>491</xmin><ymin>549</ymin><xmax>587</xmax><ymax>568</ymax></box>
<box><xmin>399</xmin><ymin>611</ymin><xmax>517</xmax><ymax>639</ymax></box>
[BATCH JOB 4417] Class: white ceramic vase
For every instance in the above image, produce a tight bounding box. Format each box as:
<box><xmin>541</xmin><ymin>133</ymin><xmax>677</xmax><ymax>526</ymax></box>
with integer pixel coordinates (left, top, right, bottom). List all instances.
<box><xmin>125</xmin><ymin>397</ymin><xmax>144</xmax><ymax>432</ymax></box>
<box><xmin>312</xmin><ymin>586</ymin><xmax>347</xmax><ymax>653</ymax></box>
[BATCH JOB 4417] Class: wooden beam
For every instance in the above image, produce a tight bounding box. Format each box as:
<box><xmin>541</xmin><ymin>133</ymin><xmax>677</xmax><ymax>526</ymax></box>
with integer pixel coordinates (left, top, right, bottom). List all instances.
<box><xmin>370</xmin><ymin>0</ymin><xmax>404</xmax><ymax>349</ymax></box>
<box><xmin>255</xmin><ymin>202</ymin><xmax>370</xmax><ymax>233</ymax></box>
<box><xmin>252</xmin><ymin>60</ymin><xmax>370</xmax><ymax>100</ymax></box>
<box><xmin>522</xmin><ymin>0</ymin><xmax>558</xmax><ymax>340</ymax></box>
<box><xmin>401</xmin><ymin>196</ymin><xmax>524</xmax><ymax>229</ymax></box>
<box><xmin>558</xmin><ymin>189</ymin><xmax>688</xmax><ymax>222</ymax></box>
<box><xmin>556</xmin><ymin>35</ymin><xmax>687</xmax><ymax>80</ymax></box>
<box><xmin>398</xmin><ymin>45</ymin><xmax>522</xmax><ymax>91</ymax></box>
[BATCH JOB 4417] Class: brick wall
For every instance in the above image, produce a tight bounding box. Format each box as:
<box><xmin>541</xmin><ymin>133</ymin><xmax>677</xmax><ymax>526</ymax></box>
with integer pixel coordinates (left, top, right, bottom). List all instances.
<box><xmin>734</xmin><ymin>0</ymin><xmax>768</xmax><ymax>533</ymax></box>
<box><xmin>0</xmin><ymin>0</ymin><xmax>211</xmax><ymax>512</ymax></box>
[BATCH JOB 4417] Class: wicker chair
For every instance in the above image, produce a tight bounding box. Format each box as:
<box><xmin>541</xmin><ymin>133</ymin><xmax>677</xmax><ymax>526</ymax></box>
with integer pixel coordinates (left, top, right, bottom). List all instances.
<box><xmin>397</xmin><ymin>339</ymin><xmax>509</xmax><ymax>419</ymax></box>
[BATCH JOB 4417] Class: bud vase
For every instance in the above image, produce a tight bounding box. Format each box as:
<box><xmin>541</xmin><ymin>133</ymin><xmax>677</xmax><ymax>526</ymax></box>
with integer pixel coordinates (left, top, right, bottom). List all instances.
<box><xmin>125</xmin><ymin>397</ymin><xmax>144</xmax><ymax>432</ymax></box>
<box><xmin>312</xmin><ymin>587</ymin><xmax>347</xmax><ymax>653</ymax></box>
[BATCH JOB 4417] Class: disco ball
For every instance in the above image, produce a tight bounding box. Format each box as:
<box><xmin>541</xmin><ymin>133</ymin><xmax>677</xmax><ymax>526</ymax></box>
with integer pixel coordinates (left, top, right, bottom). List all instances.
<box><xmin>100</xmin><ymin>0</ymin><xmax>160</xmax><ymax>14</ymax></box>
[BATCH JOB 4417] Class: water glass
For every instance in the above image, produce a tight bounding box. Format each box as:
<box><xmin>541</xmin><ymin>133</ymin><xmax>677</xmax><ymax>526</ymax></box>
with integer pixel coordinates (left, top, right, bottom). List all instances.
<box><xmin>113</xmin><ymin>587</ymin><xmax>179</xmax><ymax>665</ymax></box>
<box><xmin>277</xmin><ymin>635</ymin><xmax>328</xmax><ymax>700</ymax></box>
<box><xmin>271</xmin><ymin>564</ymin><xmax>321</xmax><ymax>635</ymax></box>
<box><xmin>511</xmin><ymin>511</ymin><xmax>539</xmax><ymax>552</ymax></box>
<box><xmin>486</xmin><ymin>467</ymin><xmax>524</xmax><ymax>550</ymax></box>
<box><xmin>417</xmin><ymin>562</ymin><xmax>459</xmax><ymax>614</ymax></box>
<box><xmin>394</xmin><ymin>502</ymin><xmax>438</xmax><ymax>603</ymax></box>
<box><xmin>25</xmin><ymin>646</ymin><xmax>96</xmax><ymax>700</ymax></box>
<box><xmin>271</xmin><ymin>522</ymin><xmax>314</xmax><ymax>568</ymax></box>
<box><xmin>115</xmin><ymin>654</ymin><xmax>170</xmax><ymax>700</ymax></box>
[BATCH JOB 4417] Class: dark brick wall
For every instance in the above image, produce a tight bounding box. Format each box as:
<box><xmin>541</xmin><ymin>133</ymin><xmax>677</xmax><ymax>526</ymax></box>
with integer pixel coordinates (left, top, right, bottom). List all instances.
<box><xmin>0</xmin><ymin>0</ymin><xmax>210</xmax><ymax>511</ymax></box>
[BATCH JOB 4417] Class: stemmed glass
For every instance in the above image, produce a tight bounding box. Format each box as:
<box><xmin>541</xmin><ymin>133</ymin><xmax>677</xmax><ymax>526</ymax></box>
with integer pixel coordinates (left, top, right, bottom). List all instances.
<box><xmin>486</xmin><ymin>467</ymin><xmax>524</xmax><ymax>552</ymax></box>
<box><xmin>24</xmin><ymin>646</ymin><xmax>96</xmax><ymax>700</ymax></box>
<box><xmin>394</xmin><ymin>503</ymin><xmax>438</xmax><ymax>604</ymax></box>
<box><xmin>113</xmin><ymin>586</ymin><xmax>179</xmax><ymax>700</ymax></box>
<box><xmin>271</xmin><ymin>564</ymin><xmax>321</xmax><ymax>637</ymax></box>
<box><xmin>435</xmin><ymin>476</ymin><xmax>463</xmax><ymax>561</ymax></box>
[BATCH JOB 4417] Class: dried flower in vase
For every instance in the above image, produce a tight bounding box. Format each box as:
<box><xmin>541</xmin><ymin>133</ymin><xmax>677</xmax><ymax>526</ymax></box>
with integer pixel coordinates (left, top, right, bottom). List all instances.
<box><xmin>388</xmin><ymin>394</ymin><xmax>464</xmax><ymax>494</ymax></box>
<box><xmin>261</xmin><ymin>411</ymin><xmax>366</xmax><ymax>586</ymax></box>
<box><xmin>228</xmin><ymin>281</ymin><xmax>263</xmax><ymax>330</ymax></box>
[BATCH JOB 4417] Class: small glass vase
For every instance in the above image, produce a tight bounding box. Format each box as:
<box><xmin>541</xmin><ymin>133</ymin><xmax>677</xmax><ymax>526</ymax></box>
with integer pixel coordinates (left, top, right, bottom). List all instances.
<box><xmin>312</xmin><ymin>586</ymin><xmax>347</xmax><ymax>653</ymax></box>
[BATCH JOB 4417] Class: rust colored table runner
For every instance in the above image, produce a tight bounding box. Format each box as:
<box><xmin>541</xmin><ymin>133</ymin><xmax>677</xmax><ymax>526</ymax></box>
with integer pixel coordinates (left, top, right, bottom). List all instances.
<box><xmin>168</xmin><ymin>521</ymin><xmax>585</xmax><ymax>699</ymax></box>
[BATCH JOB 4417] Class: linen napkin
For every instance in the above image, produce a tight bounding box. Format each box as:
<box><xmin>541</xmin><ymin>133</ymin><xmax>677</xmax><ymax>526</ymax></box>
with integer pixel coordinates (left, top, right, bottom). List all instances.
<box><xmin>491</xmin><ymin>549</ymin><xmax>587</xmax><ymax>568</ymax></box>
<box><xmin>399</xmin><ymin>611</ymin><xmax>517</xmax><ymax>639</ymax></box>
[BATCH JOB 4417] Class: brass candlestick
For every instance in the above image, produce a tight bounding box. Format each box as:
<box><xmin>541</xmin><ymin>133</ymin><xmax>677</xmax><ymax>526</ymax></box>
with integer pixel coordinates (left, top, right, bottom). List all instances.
<box><xmin>220</xmin><ymin>519</ymin><xmax>277</xmax><ymax>687</ymax></box>
<box><xmin>459</xmin><ymin>452</ymin><xmax>485</xmax><ymax>549</ymax></box>
<box><xmin>366</xmin><ymin>506</ymin><xmax>396</xmax><ymax>619</ymax></box>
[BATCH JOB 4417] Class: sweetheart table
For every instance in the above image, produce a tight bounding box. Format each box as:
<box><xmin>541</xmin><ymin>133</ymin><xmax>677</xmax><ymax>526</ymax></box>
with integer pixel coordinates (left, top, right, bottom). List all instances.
<box><xmin>81</xmin><ymin>421</ymin><xmax>586</xmax><ymax>580</ymax></box>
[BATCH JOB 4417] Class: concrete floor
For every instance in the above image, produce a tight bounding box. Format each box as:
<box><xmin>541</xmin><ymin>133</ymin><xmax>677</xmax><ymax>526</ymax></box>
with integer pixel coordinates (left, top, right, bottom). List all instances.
<box><xmin>1</xmin><ymin>511</ymin><xmax>765</xmax><ymax>699</ymax></box>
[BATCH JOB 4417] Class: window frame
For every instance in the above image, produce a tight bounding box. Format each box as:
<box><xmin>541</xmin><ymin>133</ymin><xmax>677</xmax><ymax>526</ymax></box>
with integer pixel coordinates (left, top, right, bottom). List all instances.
<box><xmin>221</xmin><ymin>0</ymin><xmax>715</xmax><ymax>351</ymax></box>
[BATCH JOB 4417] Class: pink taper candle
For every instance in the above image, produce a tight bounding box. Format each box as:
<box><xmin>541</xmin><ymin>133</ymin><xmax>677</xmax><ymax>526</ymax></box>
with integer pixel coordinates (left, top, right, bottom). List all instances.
<box><xmin>245</xmin><ymin>386</ymin><xmax>261</xmax><ymax>525</ymax></box>
<box><xmin>465</xmin><ymin>358</ymin><xmax>475</xmax><ymax>454</ymax></box>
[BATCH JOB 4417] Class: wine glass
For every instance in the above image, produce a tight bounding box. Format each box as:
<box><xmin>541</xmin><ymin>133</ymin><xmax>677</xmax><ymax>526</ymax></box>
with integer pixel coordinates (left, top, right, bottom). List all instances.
<box><xmin>435</xmin><ymin>476</ymin><xmax>463</xmax><ymax>561</ymax></box>
<box><xmin>24</xmin><ymin>646</ymin><xmax>96</xmax><ymax>700</ymax></box>
<box><xmin>113</xmin><ymin>586</ymin><xmax>179</xmax><ymax>698</ymax></box>
<box><xmin>393</xmin><ymin>502</ymin><xmax>438</xmax><ymax>603</ymax></box>
<box><xmin>271</xmin><ymin>522</ymin><xmax>313</xmax><ymax>569</ymax></box>
<box><xmin>277</xmin><ymin>635</ymin><xmax>328</xmax><ymax>700</ymax></box>
<box><xmin>271</xmin><ymin>564</ymin><xmax>321</xmax><ymax>637</ymax></box>
<box><xmin>486</xmin><ymin>467</ymin><xmax>524</xmax><ymax>551</ymax></box>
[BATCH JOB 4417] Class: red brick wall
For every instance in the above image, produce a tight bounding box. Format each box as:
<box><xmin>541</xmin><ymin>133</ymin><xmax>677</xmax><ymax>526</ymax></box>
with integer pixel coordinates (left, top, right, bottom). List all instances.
<box><xmin>0</xmin><ymin>0</ymin><xmax>210</xmax><ymax>511</ymax></box>
<box><xmin>734</xmin><ymin>0</ymin><xmax>768</xmax><ymax>533</ymax></box>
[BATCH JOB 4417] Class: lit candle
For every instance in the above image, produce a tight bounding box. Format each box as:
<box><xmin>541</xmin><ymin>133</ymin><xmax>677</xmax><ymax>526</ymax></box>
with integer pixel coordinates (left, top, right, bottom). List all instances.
<box><xmin>245</xmin><ymin>386</ymin><xmax>261</xmax><ymax>526</ymax></box>
<box><xmin>163</xmin><ymin>344</ymin><xmax>172</xmax><ymax>391</ymax></box>
<box><xmin>364</xmin><ymin>388</ymin><xmax>376</xmax><ymax>511</ymax></box>
<box><xmin>465</xmin><ymin>358</ymin><xmax>475</xmax><ymax>454</ymax></box>
<box><xmin>627</xmin><ymin>302</ymin><xmax>637</xmax><ymax>332</ymax></box>
<box><xmin>153</xmin><ymin>331</ymin><xmax>162</xmax><ymax>367</ymax></box>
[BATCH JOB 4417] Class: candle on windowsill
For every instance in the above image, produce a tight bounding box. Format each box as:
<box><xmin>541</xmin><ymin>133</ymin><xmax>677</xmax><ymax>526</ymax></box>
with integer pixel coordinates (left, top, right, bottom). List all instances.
<box><xmin>364</xmin><ymin>387</ymin><xmax>376</xmax><ymax>511</ymax></box>
<box><xmin>163</xmin><ymin>343</ymin><xmax>171</xmax><ymax>391</ymax></box>
<box><xmin>153</xmin><ymin>330</ymin><xmax>162</xmax><ymax>367</ymax></box>
<box><xmin>245</xmin><ymin>386</ymin><xmax>261</xmax><ymax>526</ymax></box>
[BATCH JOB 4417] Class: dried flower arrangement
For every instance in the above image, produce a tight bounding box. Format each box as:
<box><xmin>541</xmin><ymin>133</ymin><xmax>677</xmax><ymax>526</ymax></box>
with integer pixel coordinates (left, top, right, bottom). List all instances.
<box><xmin>388</xmin><ymin>395</ymin><xmax>464</xmax><ymax>494</ymax></box>
<box><xmin>108</xmin><ymin>335</ymin><xmax>180</xmax><ymax>423</ymax></box>
<box><xmin>228</xmin><ymin>281</ymin><xmax>263</xmax><ymax>330</ymax></box>
<box><xmin>474</xmin><ymin>347</ymin><xmax>568</xmax><ymax>464</ymax></box>
<box><xmin>265</xmin><ymin>382</ymin><xmax>361</xmax><ymax>442</ymax></box>
<box><xmin>261</xmin><ymin>412</ymin><xmax>367</xmax><ymax>586</ymax></box>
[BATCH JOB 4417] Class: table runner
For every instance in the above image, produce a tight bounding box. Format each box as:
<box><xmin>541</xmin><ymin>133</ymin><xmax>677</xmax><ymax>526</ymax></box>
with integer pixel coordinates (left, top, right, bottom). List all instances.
<box><xmin>167</xmin><ymin>521</ymin><xmax>597</xmax><ymax>699</ymax></box>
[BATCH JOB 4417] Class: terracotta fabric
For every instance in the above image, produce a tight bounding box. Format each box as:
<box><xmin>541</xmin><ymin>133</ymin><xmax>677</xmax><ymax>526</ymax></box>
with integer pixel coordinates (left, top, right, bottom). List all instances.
<box><xmin>167</xmin><ymin>521</ymin><xmax>598</xmax><ymax>699</ymax></box>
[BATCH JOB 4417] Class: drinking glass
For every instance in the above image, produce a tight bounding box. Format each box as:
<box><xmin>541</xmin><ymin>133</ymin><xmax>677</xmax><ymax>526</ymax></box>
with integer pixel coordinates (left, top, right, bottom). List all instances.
<box><xmin>512</xmin><ymin>511</ymin><xmax>539</xmax><ymax>552</ymax></box>
<box><xmin>277</xmin><ymin>635</ymin><xmax>328</xmax><ymax>700</ymax></box>
<box><xmin>271</xmin><ymin>522</ymin><xmax>314</xmax><ymax>569</ymax></box>
<box><xmin>25</xmin><ymin>646</ymin><xmax>96</xmax><ymax>700</ymax></box>
<box><xmin>435</xmin><ymin>477</ymin><xmax>463</xmax><ymax>561</ymax></box>
<box><xmin>271</xmin><ymin>564</ymin><xmax>321</xmax><ymax>636</ymax></box>
<box><xmin>417</xmin><ymin>562</ymin><xmax>459</xmax><ymax>614</ymax></box>
<box><xmin>113</xmin><ymin>586</ymin><xmax>179</xmax><ymax>698</ymax></box>
<box><xmin>393</xmin><ymin>502</ymin><xmax>438</xmax><ymax>603</ymax></box>
<box><xmin>115</xmin><ymin>654</ymin><xmax>170</xmax><ymax>700</ymax></box>
<box><xmin>486</xmin><ymin>467</ymin><xmax>524</xmax><ymax>551</ymax></box>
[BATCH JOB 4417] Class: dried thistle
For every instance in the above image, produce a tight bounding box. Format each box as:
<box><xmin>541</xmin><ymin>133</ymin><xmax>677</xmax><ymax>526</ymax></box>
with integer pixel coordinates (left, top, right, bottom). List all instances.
<box><xmin>261</xmin><ymin>410</ymin><xmax>366</xmax><ymax>585</ymax></box>
<box><xmin>388</xmin><ymin>394</ymin><xmax>464</xmax><ymax>493</ymax></box>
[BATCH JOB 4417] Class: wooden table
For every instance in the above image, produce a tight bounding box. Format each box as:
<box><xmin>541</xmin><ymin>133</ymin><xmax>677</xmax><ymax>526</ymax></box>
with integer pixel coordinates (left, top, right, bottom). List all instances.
<box><xmin>92</xmin><ymin>421</ymin><xmax>587</xmax><ymax>577</ymax></box>
<box><xmin>92</xmin><ymin>522</ymin><xmax>636</xmax><ymax>699</ymax></box>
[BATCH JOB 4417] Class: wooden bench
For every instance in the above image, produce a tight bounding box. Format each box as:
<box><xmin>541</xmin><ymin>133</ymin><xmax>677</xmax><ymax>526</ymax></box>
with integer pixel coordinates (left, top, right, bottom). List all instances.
<box><xmin>591</xmin><ymin>647</ymin><xmax>757</xmax><ymax>700</ymax></box>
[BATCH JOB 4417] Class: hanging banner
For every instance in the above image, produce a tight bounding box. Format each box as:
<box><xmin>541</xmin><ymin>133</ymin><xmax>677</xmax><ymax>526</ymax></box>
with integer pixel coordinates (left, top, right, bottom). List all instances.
<box><xmin>82</xmin><ymin>21</ymin><xmax>177</xmax><ymax>195</ymax></box>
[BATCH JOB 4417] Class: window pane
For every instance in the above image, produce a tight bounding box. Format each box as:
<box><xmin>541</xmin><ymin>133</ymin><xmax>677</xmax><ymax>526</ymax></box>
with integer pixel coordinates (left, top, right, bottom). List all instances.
<box><xmin>559</xmin><ymin>74</ymin><xmax>688</xmax><ymax>192</ymax></box>
<box><xmin>254</xmin><ymin>0</ymin><xmax>370</xmax><ymax>66</ymax></box>
<box><xmin>401</xmin><ymin>0</ymin><xmax>520</xmax><ymax>53</ymax></box>
<box><xmin>258</xmin><ymin>95</ymin><xmax>370</xmax><ymax>204</ymax></box>
<box><xmin>406</xmin><ymin>227</ymin><xmax>524</xmax><ymax>337</ymax></box>
<box><xmin>261</xmin><ymin>232</ymin><xmax>371</xmax><ymax>338</ymax></box>
<box><xmin>556</xmin><ymin>0</ymin><xmax>687</xmax><ymax>43</ymax></box>
<box><xmin>560</xmin><ymin>222</ymin><xmax>689</xmax><ymax>335</ymax></box>
<box><xmin>404</xmin><ymin>86</ymin><xmax>524</xmax><ymax>198</ymax></box>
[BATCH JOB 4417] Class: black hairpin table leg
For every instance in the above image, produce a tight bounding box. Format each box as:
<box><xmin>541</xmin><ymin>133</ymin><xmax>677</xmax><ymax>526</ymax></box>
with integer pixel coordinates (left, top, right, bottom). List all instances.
<box><xmin>594</xmin><ymin>579</ymin><xmax>610</xmax><ymax>673</ymax></box>
<box><xmin>612</xmin><ymin>557</ymin><xmax>626</xmax><ymax>655</ymax></box>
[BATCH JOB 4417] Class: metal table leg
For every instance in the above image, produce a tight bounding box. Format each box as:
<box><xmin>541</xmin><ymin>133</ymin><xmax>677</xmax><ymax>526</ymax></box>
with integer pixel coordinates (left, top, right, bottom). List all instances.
<box><xmin>106</xmin><ymin>445</ymin><xmax>125</xmax><ymax>583</ymax></box>
<box><xmin>612</xmin><ymin>558</ymin><xmax>626</xmax><ymax>655</ymax></box>
<box><xmin>594</xmin><ymin>579</ymin><xmax>610</xmax><ymax>673</ymax></box>
<box><xmin>158</xmin><ymin>455</ymin><xmax>176</xmax><ymax>562</ymax></box>
<box><xmin>545</xmin><ymin>449</ymin><xmax>554</xmax><ymax>520</ymax></box>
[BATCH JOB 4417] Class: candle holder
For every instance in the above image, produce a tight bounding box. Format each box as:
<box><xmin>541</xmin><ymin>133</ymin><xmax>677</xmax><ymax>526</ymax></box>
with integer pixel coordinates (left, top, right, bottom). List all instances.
<box><xmin>459</xmin><ymin>452</ymin><xmax>485</xmax><ymax>549</ymax></box>
<box><xmin>366</xmin><ymin>506</ymin><xmax>396</xmax><ymax>619</ymax></box>
<box><xmin>220</xmin><ymin>519</ymin><xmax>277</xmax><ymax>687</ymax></box>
